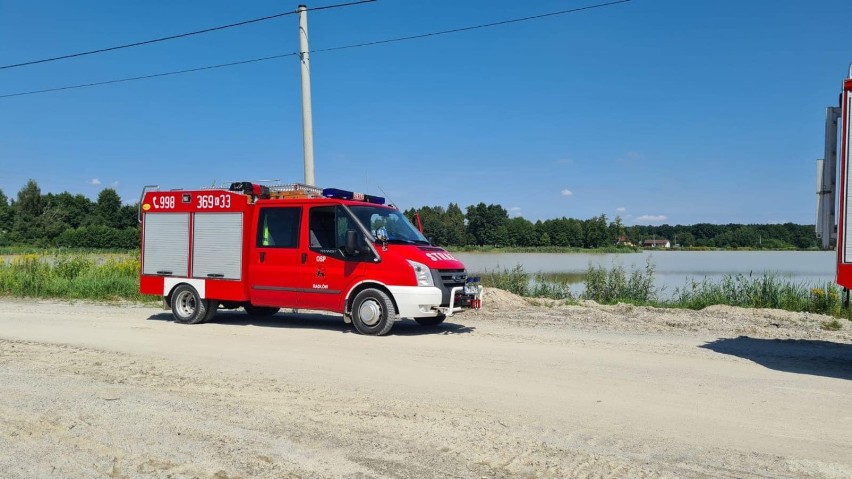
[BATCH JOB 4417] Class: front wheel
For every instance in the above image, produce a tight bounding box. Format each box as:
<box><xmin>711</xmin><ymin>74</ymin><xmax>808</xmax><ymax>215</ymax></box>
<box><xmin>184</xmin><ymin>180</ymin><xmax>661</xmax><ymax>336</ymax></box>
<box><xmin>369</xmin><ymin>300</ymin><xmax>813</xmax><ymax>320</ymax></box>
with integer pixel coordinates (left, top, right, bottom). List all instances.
<box><xmin>171</xmin><ymin>284</ymin><xmax>213</xmax><ymax>325</ymax></box>
<box><xmin>351</xmin><ymin>288</ymin><xmax>396</xmax><ymax>336</ymax></box>
<box><xmin>415</xmin><ymin>314</ymin><xmax>446</xmax><ymax>327</ymax></box>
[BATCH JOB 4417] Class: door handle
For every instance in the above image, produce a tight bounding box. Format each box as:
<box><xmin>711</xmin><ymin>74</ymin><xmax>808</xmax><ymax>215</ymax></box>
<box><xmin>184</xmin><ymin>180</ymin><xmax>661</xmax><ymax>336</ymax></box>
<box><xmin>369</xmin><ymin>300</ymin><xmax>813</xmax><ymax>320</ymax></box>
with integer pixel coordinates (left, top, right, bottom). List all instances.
<box><xmin>259</xmin><ymin>252</ymin><xmax>266</xmax><ymax>263</ymax></box>
<box><xmin>301</xmin><ymin>253</ymin><xmax>307</xmax><ymax>264</ymax></box>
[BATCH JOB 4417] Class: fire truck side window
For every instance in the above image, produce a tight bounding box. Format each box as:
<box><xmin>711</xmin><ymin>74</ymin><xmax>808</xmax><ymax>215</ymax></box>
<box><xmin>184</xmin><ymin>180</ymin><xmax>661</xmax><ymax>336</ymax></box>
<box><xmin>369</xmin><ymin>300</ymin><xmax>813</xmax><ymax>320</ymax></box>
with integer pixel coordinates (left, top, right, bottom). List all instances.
<box><xmin>257</xmin><ymin>207</ymin><xmax>301</xmax><ymax>248</ymax></box>
<box><xmin>309</xmin><ymin>206</ymin><xmax>362</xmax><ymax>253</ymax></box>
<box><xmin>309</xmin><ymin>207</ymin><xmax>337</xmax><ymax>251</ymax></box>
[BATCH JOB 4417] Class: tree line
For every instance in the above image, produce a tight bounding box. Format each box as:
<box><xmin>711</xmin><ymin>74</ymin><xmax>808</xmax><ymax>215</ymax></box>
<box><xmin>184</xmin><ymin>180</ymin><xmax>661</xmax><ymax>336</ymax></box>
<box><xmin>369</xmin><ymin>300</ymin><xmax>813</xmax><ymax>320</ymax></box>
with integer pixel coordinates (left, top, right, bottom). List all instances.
<box><xmin>0</xmin><ymin>180</ymin><xmax>819</xmax><ymax>250</ymax></box>
<box><xmin>0</xmin><ymin>180</ymin><xmax>138</xmax><ymax>248</ymax></box>
<box><xmin>403</xmin><ymin>203</ymin><xmax>819</xmax><ymax>250</ymax></box>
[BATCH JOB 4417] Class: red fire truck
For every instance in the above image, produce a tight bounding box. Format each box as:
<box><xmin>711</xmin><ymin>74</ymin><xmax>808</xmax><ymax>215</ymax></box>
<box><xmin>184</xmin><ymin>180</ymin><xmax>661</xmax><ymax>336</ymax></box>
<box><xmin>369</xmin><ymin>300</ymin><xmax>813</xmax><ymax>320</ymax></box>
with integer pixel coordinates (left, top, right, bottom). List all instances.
<box><xmin>816</xmin><ymin>66</ymin><xmax>852</xmax><ymax>302</ymax></box>
<box><xmin>139</xmin><ymin>182</ymin><xmax>481</xmax><ymax>335</ymax></box>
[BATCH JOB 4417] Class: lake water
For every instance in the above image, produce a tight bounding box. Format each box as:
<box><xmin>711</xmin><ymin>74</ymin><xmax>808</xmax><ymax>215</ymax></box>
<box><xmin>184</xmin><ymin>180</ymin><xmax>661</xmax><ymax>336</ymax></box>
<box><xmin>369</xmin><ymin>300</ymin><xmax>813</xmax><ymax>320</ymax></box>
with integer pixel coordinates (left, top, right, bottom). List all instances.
<box><xmin>455</xmin><ymin>251</ymin><xmax>838</xmax><ymax>295</ymax></box>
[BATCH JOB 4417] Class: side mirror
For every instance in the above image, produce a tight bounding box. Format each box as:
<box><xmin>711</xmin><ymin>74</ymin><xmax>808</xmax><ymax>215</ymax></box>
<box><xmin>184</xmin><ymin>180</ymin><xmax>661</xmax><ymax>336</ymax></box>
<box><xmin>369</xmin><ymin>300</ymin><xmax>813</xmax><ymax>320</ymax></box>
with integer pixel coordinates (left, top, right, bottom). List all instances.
<box><xmin>376</xmin><ymin>227</ymin><xmax>389</xmax><ymax>243</ymax></box>
<box><xmin>344</xmin><ymin>229</ymin><xmax>360</xmax><ymax>256</ymax></box>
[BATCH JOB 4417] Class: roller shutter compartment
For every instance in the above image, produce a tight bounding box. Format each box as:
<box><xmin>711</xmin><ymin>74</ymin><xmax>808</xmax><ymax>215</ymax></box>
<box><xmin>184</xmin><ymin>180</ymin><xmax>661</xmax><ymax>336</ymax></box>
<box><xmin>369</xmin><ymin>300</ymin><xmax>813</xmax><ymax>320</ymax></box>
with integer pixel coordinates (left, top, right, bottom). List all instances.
<box><xmin>193</xmin><ymin>212</ymin><xmax>243</xmax><ymax>280</ymax></box>
<box><xmin>143</xmin><ymin>213</ymin><xmax>190</xmax><ymax>277</ymax></box>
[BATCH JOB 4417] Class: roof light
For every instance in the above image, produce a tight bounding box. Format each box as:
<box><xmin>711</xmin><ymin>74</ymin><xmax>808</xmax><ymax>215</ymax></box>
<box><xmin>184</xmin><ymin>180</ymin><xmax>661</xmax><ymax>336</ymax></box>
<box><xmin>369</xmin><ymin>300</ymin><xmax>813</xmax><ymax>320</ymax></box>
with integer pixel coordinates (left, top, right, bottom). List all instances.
<box><xmin>322</xmin><ymin>188</ymin><xmax>385</xmax><ymax>205</ymax></box>
<box><xmin>229</xmin><ymin>182</ymin><xmax>270</xmax><ymax>199</ymax></box>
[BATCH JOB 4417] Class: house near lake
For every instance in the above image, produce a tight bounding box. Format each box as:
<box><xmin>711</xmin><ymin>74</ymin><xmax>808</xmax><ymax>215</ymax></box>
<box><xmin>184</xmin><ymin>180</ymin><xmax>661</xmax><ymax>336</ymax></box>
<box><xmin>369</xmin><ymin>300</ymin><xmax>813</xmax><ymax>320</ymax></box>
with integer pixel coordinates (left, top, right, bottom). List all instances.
<box><xmin>642</xmin><ymin>239</ymin><xmax>671</xmax><ymax>249</ymax></box>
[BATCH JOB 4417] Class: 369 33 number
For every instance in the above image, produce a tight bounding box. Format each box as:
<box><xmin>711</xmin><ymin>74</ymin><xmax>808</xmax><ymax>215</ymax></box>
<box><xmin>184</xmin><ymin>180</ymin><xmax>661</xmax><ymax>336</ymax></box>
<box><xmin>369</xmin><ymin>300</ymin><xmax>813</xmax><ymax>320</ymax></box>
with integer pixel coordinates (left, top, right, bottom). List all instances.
<box><xmin>196</xmin><ymin>194</ymin><xmax>232</xmax><ymax>209</ymax></box>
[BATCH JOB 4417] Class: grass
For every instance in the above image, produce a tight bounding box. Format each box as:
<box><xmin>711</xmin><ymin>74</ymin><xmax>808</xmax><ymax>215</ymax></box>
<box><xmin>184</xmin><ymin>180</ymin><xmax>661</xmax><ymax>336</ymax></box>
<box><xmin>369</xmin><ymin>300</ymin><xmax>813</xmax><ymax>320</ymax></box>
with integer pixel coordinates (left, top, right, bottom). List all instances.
<box><xmin>822</xmin><ymin>319</ymin><xmax>843</xmax><ymax>331</ymax></box>
<box><xmin>2</xmin><ymin>252</ymin><xmax>850</xmax><ymax>322</ymax></box>
<box><xmin>480</xmin><ymin>265</ymin><xmax>577</xmax><ymax>300</ymax></box>
<box><xmin>0</xmin><ymin>246</ymin><xmax>138</xmax><ymax>255</ymax></box>
<box><xmin>668</xmin><ymin>275</ymin><xmax>847</xmax><ymax>317</ymax></box>
<box><xmin>0</xmin><ymin>253</ymin><xmax>145</xmax><ymax>301</ymax></box>
<box><xmin>479</xmin><ymin>263</ymin><xmax>852</xmax><ymax>320</ymax></box>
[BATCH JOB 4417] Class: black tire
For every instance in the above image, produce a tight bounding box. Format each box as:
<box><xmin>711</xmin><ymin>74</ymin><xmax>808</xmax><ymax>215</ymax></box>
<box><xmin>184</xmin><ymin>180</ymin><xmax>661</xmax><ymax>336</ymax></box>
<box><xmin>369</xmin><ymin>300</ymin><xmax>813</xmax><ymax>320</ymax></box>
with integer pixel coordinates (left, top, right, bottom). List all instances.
<box><xmin>244</xmin><ymin>305</ymin><xmax>280</xmax><ymax>317</ymax></box>
<box><xmin>171</xmin><ymin>284</ymin><xmax>211</xmax><ymax>325</ymax></box>
<box><xmin>415</xmin><ymin>314</ymin><xmax>446</xmax><ymax>327</ymax></box>
<box><xmin>200</xmin><ymin>300</ymin><xmax>219</xmax><ymax>323</ymax></box>
<box><xmin>351</xmin><ymin>288</ymin><xmax>396</xmax><ymax>336</ymax></box>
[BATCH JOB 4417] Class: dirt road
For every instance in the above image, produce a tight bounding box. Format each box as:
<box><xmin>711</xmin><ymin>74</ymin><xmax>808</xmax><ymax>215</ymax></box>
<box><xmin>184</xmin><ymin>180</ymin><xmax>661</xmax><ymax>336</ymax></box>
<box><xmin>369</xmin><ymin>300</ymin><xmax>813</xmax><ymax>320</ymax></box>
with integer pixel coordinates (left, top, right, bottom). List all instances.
<box><xmin>1</xmin><ymin>295</ymin><xmax>851</xmax><ymax>478</ymax></box>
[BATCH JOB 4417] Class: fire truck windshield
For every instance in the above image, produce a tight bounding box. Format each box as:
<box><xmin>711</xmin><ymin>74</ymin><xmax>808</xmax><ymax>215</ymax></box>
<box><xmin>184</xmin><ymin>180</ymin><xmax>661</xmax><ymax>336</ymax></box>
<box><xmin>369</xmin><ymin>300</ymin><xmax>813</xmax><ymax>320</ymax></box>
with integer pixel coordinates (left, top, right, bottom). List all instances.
<box><xmin>349</xmin><ymin>206</ymin><xmax>429</xmax><ymax>244</ymax></box>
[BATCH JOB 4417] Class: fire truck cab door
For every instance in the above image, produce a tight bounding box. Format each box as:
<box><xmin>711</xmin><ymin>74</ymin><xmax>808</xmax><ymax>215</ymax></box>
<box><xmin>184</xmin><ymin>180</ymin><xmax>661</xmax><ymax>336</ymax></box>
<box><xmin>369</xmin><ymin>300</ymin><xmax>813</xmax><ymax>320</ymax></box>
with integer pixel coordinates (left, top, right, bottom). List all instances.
<box><xmin>300</xmin><ymin>206</ymin><xmax>366</xmax><ymax>312</ymax></box>
<box><xmin>249</xmin><ymin>206</ymin><xmax>303</xmax><ymax>308</ymax></box>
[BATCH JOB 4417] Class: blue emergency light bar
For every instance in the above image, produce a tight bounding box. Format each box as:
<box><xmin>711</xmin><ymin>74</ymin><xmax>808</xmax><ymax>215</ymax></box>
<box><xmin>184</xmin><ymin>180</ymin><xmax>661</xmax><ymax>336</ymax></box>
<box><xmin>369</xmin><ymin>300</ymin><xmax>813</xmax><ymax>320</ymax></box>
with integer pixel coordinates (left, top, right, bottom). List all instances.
<box><xmin>322</xmin><ymin>188</ymin><xmax>385</xmax><ymax>205</ymax></box>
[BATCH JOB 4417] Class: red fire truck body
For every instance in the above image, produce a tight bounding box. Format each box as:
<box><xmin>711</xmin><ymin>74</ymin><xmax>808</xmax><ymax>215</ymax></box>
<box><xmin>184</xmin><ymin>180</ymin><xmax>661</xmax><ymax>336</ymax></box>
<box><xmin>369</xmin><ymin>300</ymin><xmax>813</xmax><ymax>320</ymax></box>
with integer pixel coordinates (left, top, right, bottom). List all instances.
<box><xmin>139</xmin><ymin>183</ymin><xmax>480</xmax><ymax>335</ymax></box>
<box><xmin>836</xmin><ymin>75</ymin><xmax>852</xmax><ymax>289</ymax></box>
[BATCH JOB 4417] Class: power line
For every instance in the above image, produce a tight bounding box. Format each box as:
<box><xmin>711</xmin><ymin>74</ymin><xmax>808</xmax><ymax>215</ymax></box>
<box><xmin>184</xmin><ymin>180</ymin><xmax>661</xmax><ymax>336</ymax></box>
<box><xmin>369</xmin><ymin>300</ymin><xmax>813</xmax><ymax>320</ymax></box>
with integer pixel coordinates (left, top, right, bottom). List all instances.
<box><xmin>0</xmin><ymin>0</ymin><xmax>630</xmax><ymax>99</ymax></box>
<box><xmin>0</xmin><ymin>0</ymin><xmax>376</xmax><ymax>71</ymax></box>
<box><xmin>0</xmin><ymin>54</ymin><xmax>298</xmax><ymax>99</ymax></box>
<box><xmin>313</xmin><ymin>0</ymin><xmax>631</xmax><ymax>54</ymax></box>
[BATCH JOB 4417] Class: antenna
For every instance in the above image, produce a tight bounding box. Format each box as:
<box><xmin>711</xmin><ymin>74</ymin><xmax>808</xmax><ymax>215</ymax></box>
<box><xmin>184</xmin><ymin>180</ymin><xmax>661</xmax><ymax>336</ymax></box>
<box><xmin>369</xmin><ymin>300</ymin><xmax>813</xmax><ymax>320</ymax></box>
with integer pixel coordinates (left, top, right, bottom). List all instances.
<box><xmin>377</xmin><ymin>186</ymin><xmax>398</xmax><ymax>209</ymax></box>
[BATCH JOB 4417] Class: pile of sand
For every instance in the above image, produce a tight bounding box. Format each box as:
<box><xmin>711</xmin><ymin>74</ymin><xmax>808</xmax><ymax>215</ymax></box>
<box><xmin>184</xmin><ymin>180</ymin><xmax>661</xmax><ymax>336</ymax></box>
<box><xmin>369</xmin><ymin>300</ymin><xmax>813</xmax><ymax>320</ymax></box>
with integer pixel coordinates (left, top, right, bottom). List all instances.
<box><xmin>478</xmin><ymin>287</ymin><xmax>529</xmax><ymax>310</ymax></box>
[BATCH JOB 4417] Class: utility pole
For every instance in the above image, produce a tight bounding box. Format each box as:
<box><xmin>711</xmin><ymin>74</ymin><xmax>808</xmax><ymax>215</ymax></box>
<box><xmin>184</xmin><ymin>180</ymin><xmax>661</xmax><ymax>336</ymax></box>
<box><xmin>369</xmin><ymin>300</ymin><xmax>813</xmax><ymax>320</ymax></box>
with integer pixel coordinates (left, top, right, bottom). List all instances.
<box><xmin>298</xmin><ymin>5</ymin><xmax>315</xmax><ymax>186</ymax></box>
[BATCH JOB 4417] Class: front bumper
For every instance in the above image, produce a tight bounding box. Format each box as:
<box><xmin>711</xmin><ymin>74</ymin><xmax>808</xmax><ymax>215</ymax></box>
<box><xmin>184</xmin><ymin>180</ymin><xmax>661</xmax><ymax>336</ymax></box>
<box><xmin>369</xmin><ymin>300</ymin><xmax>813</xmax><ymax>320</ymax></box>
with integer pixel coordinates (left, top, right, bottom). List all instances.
<box><xmin>387</xmin><ymin>283</ymin><xmax>482</xmax><ymax>320</ymax></box>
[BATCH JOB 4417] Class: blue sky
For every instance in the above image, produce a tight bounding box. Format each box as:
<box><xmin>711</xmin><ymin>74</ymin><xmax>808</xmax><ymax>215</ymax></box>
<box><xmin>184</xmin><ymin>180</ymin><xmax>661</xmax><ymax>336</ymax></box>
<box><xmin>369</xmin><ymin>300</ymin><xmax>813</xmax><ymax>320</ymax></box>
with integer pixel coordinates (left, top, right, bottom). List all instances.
<box><xmin>1</xmin><ymin>0</ymin><xmax>851</xmax><ymax>225</ymax></box>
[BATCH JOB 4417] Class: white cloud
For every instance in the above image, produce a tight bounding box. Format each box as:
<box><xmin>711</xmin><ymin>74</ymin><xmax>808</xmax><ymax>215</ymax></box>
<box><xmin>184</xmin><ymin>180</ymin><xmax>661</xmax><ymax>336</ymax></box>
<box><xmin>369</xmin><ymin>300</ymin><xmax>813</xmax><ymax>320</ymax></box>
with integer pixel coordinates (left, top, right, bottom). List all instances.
<box><xmin>560</xmin><ymin>189</ymin><xmax>573</xmax><ymax>197</ymax></box>
<box><xmin>635</xmin><ymin>214</ymin><xmax>667</xmax><ymax>222</ymax></box>
<box><xmin>616</xmin><ymin>207</ymin><xmax>626</xmax><ymax>213</ymax></box>
<box><xmin>509</xmin><ymin>206</ymin><xmax>522</xmax><ymax>217</ymax></box>
<box><xmin>111</xmin><ymin>180</ymin><xmax>120</xmax><ymax>188</ymax></box>
<box><xmin>509</xmin><ymin>207</ymin><xmax>522</xmax><ymax>212</ymax></box>
<box><xmin>87</xmin><ymin>178</ymin><xmax>101</xmax><ymax>186</ymax></box>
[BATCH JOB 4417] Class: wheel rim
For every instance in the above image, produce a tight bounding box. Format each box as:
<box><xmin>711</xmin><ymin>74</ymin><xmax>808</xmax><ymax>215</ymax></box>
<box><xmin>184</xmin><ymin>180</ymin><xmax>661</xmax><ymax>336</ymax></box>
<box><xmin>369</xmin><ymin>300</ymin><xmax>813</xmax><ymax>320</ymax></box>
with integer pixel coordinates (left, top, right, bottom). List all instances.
<box><xmin>175</xmin><ymin>290</ymin><xmax>196</xmax><ymax>318</ymax></box>
<box><xmin>358</xmin><ymin>298</ymin><xmax>383</xmax><ymax>326</ymax></box>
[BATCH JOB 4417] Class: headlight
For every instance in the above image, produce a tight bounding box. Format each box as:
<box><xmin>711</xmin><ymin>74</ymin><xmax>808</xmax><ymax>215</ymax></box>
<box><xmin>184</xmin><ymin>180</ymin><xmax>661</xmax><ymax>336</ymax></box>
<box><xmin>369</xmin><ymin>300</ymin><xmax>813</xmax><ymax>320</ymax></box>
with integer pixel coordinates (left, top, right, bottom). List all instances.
<box><xmin>407</xmin><ymin>260</ymin><xmax>434</xmax><ymax>287</ymax></box>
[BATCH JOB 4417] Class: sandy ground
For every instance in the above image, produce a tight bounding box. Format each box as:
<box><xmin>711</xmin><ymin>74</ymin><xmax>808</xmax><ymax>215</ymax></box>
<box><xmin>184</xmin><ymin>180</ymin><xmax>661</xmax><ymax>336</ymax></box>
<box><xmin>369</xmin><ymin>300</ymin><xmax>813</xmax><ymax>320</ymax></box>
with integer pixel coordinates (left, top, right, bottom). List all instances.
<box><xmin>1</xmin><ymin>290</ymin><xmax>851</xmax><ymax>478</ymax></box>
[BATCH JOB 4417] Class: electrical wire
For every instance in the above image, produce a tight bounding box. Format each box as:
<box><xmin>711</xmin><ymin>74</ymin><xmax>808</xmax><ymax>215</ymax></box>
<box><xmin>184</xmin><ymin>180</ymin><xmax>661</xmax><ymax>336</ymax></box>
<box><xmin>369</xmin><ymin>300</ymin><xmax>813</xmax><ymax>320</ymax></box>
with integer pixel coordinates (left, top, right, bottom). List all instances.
<box><xmin>0</xmin><ymin>54</ymin><xmax>298</xmax><ymax>98</ymax></box>
<box><xmin>0</xmin><ymin>0</ymin><xmax>376</xmax><ymax>71</ymax></box>
<box><xmin>313</xmin><ymin>0</ymin><xmax>630</xmax><ymax>54</ymax></box>
<box><xmin>0</xmin><ymin>0</ymin><xmax>630</xmax><ymax>99</ymax></box>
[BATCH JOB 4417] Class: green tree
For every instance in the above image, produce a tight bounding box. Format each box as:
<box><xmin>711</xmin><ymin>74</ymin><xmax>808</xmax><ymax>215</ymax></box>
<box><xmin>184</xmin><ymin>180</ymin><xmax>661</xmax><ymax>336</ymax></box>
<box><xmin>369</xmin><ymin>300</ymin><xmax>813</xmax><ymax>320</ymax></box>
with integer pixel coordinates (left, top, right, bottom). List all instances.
<box><xmin>676</xmin><ymin>231</ymin><xmax>695</xmax><ymax>247</ymax></box>
<box><xmin>12</xmin><ymin>179</ymin><xmax>44</xmax><ymax>241</ymax></box>
<box><xmin>444</xmin><ymin>203</ymin><xmax>467</xmax><ymax>246</ymax></box>
<box><xmin>95</xmin><ymin>188</ymin><xmax>123</xmax><ymax>228</ymax></box>
<box><xmin>45</xmin><ymin>192</ymin><xmax>92</xmax><ymax>228</ymax></box>
<box><xmin>608</xmin><ymin>216</ymin><xmax>626</xmax><ymax>243</ymax></box>
<box><xmin>0</xmin><ymin>189</ymin><xmax>12</xmax><ymax>233</ymax></box>
<box><xmin>466</xmin><ymin>203</ymin><xmax>509</xmax><ymax>246</ymax></box>
<box><xmin>506</xmin><ymin>217</ymin><xmax>536</xmax><ymax>247</ymax></box>
<box><xmin>584</xmin><ymin>214</ymin><xmax>608</xmax><ymax>248</ymax></box>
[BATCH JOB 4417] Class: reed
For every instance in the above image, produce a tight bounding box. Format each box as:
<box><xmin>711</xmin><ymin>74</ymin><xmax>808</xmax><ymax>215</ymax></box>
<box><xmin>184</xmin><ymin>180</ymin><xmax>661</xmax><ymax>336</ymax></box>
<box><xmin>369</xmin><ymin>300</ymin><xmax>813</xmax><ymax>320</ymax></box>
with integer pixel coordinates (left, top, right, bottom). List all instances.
<box><xmin>480</xmin><ymin>263</ymin><xmax>852</xmax><ymax>319</ymax></box>
<box><xmin>480</xmin><ymin>265</ymin><xmax>531</xmax><ymax>297</ymax></box>
<box><xmin>669</xmin><ymin>274</ymin><xmax>849</xmax><ymax>317</ymax></box>
<box><xmin>583</xmin><ymin>259</ymin><xmax>657</xmax><ymax>304</ymax></box>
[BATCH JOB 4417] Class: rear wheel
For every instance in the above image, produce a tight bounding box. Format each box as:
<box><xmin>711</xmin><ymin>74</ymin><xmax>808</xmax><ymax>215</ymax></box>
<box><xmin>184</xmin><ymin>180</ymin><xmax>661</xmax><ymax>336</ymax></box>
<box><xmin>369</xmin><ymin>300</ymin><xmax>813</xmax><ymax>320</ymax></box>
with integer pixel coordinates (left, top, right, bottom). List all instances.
<box><xmin>351</xmin><ymin>288</ymin><xmax>395</xmax><ymax>336</ymax></box>
<box><xmin>171</xmin><ymin>284</ymin><xmax>212</xmax><ymax>325</ymax></box>
<box><xmin>200</xmin><ymin>300</ymin><xmax>219</xmax><ymax>323</ymax></box>
<box><xmin>415</xmin><ymin>314</ymin><xmax>446</xmax><ymax>327</ymax></box>
<box><xmin>244</xmin><ymin>305</ymin><xmax>280</xmax><ymax>317</ymax></box>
